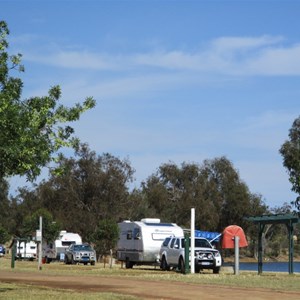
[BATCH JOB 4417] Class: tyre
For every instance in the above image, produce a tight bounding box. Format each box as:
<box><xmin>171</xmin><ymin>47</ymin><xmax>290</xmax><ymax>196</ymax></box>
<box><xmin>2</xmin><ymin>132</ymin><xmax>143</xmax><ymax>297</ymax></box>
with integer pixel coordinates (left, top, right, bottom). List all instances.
<box><xmin>213</xmin><ymin>267</ymin><xmax>220</xmax><ymax>274</ymax></box>
<box><xmin>161</xmin><ymin>256</ymin><xmax>169</xmax><ymax>271</ymax></box>
<box><xmin>46</xmin><ymin>257</ymin><xmax>52</xmax><ymax>264</ymax></box>
<box><xmin>125</xmin><ymin>258</ymin><xmax>133</xmax><ymax>269</ymax></box>
<box><xmin>64</xmin><ymin>256</ymin><xmax>69</xmax><ymax>264</ymax></box>
<box><xmin>91</xmin><ymin>261</ymin><xmax>95</xmax><ymax>266</ymax></box>
<box><xmin>179</xmin><ymin>257</ymin><xmax>185</xmax><ymax>274</ymax></box>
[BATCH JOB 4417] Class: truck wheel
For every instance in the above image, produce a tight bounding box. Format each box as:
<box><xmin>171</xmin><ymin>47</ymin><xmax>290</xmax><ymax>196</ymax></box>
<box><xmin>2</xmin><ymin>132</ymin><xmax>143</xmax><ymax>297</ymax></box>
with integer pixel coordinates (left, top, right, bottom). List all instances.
<box><xmin>179</xmin><ymin>257</ymin><xmax>185</xmax><ymax>274</ymax></box>
<box><xmin>125</xmin><ymin>258</ymin><xmax>133</xmax><ymax>269</ymax></box>
<box><xmin>161</xmin><ymin>256</ymin><xmax>169</xmax><ymax>271</ymax></box>
<box><xmin>213</xmin><ymin>267</ymin><xmax>220</xmax><ymax>274</ymax></box>
<box><xmin>91</xmin><ymin>261</ymin><xmax>95</xmax><ymax>266</ymax></box>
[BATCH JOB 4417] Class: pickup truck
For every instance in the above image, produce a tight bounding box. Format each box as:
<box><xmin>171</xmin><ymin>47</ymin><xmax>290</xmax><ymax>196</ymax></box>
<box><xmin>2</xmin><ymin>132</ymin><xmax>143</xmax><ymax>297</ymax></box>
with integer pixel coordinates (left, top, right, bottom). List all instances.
<box><xmin>159</xmin><ymin>236</ymin><xmax>222</xmax><ymax>274</ymax></box>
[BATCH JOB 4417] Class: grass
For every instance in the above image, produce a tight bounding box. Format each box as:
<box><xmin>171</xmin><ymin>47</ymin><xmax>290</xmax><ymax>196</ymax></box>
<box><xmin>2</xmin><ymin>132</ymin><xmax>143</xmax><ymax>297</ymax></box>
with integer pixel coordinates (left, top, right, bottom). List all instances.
<box><xmin>0</xmin><ymin>256</ymin><xmax>300</xmax><ymax>299</ymax></box>
<box><xmin>0</xmin><ymin>283</ymin><xmax>140</xmax><ymax>300</ymax></box>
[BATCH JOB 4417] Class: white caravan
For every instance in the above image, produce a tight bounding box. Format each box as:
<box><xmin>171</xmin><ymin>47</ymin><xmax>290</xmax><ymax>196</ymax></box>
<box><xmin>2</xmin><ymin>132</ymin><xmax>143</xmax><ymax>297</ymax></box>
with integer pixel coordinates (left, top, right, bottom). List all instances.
<box><xmin>117</xmin><ymin>218</ymin><xmax>183</xmax><ymax>268</ymax></box>
<box><xmin>43</xmin><ymin>230</ymin><xmax>82</xmax><ymax>262</ymax></box>
<box><xmin>17</xmin><ymin>240</ymin><xmax>37</xmax><ymax>260</ymax></box>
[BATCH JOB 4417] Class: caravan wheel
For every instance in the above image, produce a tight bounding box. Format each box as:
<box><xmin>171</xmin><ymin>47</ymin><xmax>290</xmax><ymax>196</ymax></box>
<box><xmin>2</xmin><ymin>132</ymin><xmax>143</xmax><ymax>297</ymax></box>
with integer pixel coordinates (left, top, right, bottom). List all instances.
<box><xmin>125</xmin><ymin>258</ymin><xmax>133</xmax><ymax>269</ymax></box>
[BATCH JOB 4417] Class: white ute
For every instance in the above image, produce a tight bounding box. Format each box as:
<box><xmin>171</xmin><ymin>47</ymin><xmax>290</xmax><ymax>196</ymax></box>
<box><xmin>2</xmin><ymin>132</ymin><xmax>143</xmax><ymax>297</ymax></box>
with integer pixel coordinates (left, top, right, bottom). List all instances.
<box><xmin>159</xmin><ymin>236</ymin><xmax>222</xmax><ymax>273</ymax></box>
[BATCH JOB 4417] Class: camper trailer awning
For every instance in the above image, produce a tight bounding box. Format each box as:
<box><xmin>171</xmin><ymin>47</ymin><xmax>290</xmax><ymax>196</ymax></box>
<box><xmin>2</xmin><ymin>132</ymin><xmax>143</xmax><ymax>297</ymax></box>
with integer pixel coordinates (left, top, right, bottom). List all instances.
<box><xmin>194</xmin><ymin>230</ymin><xmax>221</xmax><ymax>242</ymax></box>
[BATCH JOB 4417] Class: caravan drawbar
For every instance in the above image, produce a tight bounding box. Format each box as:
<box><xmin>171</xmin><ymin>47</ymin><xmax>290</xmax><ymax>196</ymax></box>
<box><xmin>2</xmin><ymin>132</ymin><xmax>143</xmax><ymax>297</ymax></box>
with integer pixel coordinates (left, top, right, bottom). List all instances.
<box><xmin>117</xmin><ymin>218</ymin><xmax>183</xmax><ymax>268</ymax></box>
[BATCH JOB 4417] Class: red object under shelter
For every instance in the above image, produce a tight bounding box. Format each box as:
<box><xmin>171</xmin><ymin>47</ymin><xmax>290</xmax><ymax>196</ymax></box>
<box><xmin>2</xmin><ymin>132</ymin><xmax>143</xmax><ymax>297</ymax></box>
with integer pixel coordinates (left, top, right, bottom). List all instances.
<box><xmin>222</xmin><ymin>225</ymin><xmax>248</xmax><ymax>249</ymax></box>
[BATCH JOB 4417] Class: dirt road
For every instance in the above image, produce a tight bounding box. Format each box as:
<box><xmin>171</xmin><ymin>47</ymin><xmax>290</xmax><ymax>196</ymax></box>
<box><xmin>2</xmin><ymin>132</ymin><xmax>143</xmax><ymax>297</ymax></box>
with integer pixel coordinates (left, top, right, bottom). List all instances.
<box><xmin>1</xmin><ymin>270</ymin><xmax>300</xmax><ymax>300</ymax></box>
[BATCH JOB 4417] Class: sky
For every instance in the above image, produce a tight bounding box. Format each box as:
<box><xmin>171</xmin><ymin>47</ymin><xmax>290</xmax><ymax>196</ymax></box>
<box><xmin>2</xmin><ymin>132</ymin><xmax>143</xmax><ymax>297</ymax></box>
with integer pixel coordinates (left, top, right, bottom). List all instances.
<box><xmin>2</xmin><ymin>0</ymin><xmax>300</xmax><ymax>208</ymax></box>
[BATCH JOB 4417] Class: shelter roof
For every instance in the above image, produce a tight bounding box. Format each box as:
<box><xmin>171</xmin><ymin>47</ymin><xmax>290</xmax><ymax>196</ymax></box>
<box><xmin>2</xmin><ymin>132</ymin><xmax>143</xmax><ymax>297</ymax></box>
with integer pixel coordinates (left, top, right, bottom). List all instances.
<box><xmin>245</xmin><ymin>213</ymin><xmax>299</xmax><ymax>225</ymax></box>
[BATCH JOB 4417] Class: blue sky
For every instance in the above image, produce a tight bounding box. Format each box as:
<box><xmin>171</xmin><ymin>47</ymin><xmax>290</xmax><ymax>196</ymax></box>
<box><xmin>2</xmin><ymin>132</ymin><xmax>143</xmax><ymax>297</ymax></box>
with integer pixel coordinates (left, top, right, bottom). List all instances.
<box><xmin>2</xmin><ymin>0</ymin><xmax>300</xmax><ymax>208</ymax></box>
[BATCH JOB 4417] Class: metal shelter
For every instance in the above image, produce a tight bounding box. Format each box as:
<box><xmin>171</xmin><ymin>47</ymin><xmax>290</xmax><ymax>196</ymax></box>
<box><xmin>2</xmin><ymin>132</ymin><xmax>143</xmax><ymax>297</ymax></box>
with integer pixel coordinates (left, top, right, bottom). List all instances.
<box><xmin>246</xmin><ymin>214</ymin><xmax>299</xmax><ymax>274</ymax></box>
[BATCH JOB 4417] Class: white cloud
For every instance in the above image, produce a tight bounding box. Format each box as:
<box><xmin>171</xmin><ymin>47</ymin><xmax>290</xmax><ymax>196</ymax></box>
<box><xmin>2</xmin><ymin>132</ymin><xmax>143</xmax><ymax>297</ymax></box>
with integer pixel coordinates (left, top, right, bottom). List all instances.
<box><xmin>245</xmin><ymin>44</ymin><xmax>300</xmax><ymax>75</ymax></box>
<box><xmin>210</xmin><ymin>36</ymin><xmax>283</xmax><ymax>53</ymax></box>
<box><xmin>18</xmin><ymin>35</ymin><xmax>300</xmax><ymax>77</ymax></box>
<box><xmin>21</xmin><ymin>35</ymin><xmax>300</xmax><ymax>76</ymax></box>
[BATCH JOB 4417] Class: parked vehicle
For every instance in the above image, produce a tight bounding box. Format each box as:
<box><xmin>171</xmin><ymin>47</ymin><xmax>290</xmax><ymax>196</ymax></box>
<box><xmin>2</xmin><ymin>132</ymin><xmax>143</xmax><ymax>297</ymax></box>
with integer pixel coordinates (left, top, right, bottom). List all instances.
<box><xmin>64</xmin><ymin>243</ymin><xmax>96</xmax><ymax>265</ymax></box>
<box><xmin>43</xmin><ymin>230</ymin><xmax>82</xmax><ymax>263</ymax></box>
<box><xmin>159</xmin><ymin>236</ymin><xmax>222</xmax><ymax>274</ymax></box>
<box><xmin>117</xmin><ymin>218</ymin><xmax>184</xmax><ymax>268</ymax></box>
<box><xmin>0</xmin><ymin>244</ymin><xmax>6</xmax><ymax>257</ymax></box>
<box><xmin>16</xmin><ymin>241</ymin><xmax>37</xmax><ymax>260</ymax></box>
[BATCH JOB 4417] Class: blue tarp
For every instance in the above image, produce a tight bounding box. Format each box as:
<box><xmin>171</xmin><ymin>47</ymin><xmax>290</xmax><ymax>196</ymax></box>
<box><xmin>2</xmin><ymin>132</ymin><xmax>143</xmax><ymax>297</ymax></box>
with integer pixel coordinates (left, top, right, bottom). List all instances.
<box><xmin>194</xmin><ymin>230</ymin><xmax>221</xmax><ymax>242</ymax></box>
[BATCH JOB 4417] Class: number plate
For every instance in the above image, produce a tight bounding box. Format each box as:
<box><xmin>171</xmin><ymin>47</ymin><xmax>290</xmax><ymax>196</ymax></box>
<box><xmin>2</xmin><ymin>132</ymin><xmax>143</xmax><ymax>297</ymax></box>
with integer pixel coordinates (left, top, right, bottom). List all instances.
<box><xmin>200</xmin><ymin>262</ymin><xmax>211</xmax><ymax>265</ymax></box>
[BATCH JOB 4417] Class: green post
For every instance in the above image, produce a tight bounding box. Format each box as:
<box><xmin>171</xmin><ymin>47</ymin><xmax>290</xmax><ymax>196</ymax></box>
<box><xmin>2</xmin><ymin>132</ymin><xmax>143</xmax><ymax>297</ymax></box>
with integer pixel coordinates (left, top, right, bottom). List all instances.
<box><xmin>287</xmin><ymin>220</ymin><xmax>294</xmax><ymax>274</ymax></box>
<box><xmin>258</xmin><ymin>223</ymin><xmax>265</xmax><ymax>275</ymax></box>
<box><xmin>184</xmin><ymin>232</ymin><xmax>190</xmax><ymax>274</ymax></box>
<box><xmin>11</xmin><ymin>239</ymin><xmax>16</xmax><ymax>269</ymax></box>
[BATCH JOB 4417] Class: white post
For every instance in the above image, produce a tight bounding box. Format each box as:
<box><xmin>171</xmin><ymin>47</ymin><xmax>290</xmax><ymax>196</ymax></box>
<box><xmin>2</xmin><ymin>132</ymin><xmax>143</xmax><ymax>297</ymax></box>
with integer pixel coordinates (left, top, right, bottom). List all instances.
<box><xmin>191</xmin><ymin>208</ymin><xmax>195</xmax><ymax>274</ymax></box>
<box><xmin>234</xmin><ymin>236</ymin><xmax>239</xmax><ymax>275</ymax></box>
<box><xmin>38</xmin><ymin>216</ymin><xmax>43</xmax><ymax>270</ymax></box>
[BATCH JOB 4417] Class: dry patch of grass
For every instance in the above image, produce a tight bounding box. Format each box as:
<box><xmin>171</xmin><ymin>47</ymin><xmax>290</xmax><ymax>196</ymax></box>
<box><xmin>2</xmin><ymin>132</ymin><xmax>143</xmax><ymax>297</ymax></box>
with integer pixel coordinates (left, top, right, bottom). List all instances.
<box><xmin>0</xmin><ymin>282</ymin><xmax>140</xmax><ymax>300</ymax></box>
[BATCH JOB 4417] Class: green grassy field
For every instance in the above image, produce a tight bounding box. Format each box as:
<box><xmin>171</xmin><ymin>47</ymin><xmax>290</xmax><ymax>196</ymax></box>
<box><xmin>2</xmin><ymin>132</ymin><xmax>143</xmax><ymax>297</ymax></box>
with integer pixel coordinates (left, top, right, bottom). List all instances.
<box><xmin>0</xmin><ymin>257</ymin><xmax>299</xmax><ymax>299</ymax></box>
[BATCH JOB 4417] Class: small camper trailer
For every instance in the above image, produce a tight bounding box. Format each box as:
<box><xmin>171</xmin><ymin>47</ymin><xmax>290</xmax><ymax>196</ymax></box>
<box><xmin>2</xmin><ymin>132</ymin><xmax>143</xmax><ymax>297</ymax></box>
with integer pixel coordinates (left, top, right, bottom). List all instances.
<box><xmin>17</xmin><ymin>241</ymin><xmax>37</xmax><ymax>260</ymax></box>
<box><xmin>117</xmin><ymin>218</ymin><xmax>183</xmax><ymax>268</ymax></box>
<box><xmin>43</xmin><ymin>230</ymin><xmax>82</xmax><ymax>262</ymax></box>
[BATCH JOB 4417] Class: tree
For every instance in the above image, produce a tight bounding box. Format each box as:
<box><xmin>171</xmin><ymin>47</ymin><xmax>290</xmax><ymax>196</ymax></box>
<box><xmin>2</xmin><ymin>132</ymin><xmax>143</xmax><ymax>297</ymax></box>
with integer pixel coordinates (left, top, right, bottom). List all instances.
<box><xmin>91</xmin><ymin>219</ymin><xmax>119</xmax><ymax>262</ymax></box>
<box><xmin>279</xmin><ymin>116</ymin><xmax>300</xmax><ymax>212</ymax></box>
<box><xmin>141</xmin><ymin>157</ymin><xmax>267</xmax><ymax>232</ymax></box>
<box><xmin>35</xmin><ymin>144</ymin><xmax>134</xmax><ymax>241</ymax></box>
<box><xmin>0</xmin><ymin>21</ymin><xmax>95</xmax><ymax>181</ymax></box>
<box><xmin>0</xmin><ymin>178</ymin><xmax>10</xmax><ymax>227</ymax></box>
<box><xmin>22</xmin><ymin>208</ymin><xmax>61</xmax><ymax>243</ymax></box>
<box><xmin>0</xmin><ymin>225</ymin><xmax>9</xmax><ymax>243</ymax></box>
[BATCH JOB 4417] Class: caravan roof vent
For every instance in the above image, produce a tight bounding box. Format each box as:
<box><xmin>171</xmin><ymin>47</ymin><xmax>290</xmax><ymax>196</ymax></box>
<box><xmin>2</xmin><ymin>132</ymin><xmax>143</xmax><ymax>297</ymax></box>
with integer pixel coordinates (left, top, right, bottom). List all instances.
<box><xmin>141</xmin><ymin>218</ymin><xmax>160</xmax><ymax>223</ymax></box>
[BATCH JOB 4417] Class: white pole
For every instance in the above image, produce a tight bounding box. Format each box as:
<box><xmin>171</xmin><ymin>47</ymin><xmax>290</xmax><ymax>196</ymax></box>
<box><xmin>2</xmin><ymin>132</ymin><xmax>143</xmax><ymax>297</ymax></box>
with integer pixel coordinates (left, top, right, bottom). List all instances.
<box><xmin>191</xmin><ymin>208</ymin><xmax>195</xmax><ymax>274</ymax></box>
<box><xmin>234</xmin><ymin>236</ymin><xmax>239</xmax><ymax>275</ymax></box>
<box><xmin>38</xmin><ymin>216</ymin><xmax>43</xmax><ymax>270</ymax></box>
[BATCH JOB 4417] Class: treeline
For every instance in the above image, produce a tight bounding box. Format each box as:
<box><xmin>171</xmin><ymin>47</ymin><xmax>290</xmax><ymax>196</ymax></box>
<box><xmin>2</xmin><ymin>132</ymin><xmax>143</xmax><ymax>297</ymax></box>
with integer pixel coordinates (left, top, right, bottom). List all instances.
<box><xmin>1</xmin><ymin>143</ymin><xmax>298</xmax><ymax>258</ymax></box>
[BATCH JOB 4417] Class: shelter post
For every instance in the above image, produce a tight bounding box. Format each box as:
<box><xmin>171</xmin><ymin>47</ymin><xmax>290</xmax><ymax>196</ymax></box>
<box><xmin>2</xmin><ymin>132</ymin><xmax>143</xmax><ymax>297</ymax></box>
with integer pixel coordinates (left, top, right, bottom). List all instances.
<box><xmin>287</xmin><ymin>220</ymin><xmax>294</xmax><ymax>274</ymax></box>
<box><xmin>258</xmin><ymin>223</ymin><xmax>265</xmax><ymax>275</ymax></box>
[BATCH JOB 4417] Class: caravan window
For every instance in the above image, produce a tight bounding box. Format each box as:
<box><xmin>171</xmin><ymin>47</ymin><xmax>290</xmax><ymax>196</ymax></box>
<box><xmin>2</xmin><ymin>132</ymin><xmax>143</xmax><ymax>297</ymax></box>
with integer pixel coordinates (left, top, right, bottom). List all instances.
<box><xmin>127</xmin><ymin>230</ymin><xmax>133</xmax><ymax>240</ymax></box>
<box><xmin>152</xmin><ymin>233</ymin><xmax>174</xmax><ymax>241</ymax></box>
<box><xmin>133</xmin><ymin>228</ymin><xmax>140</xmax><ymax>240</ymax></box>
<box><xmin>62</xmin><ymin>241</ymin><xmax>75</xmax><ymax>247</ymax></box>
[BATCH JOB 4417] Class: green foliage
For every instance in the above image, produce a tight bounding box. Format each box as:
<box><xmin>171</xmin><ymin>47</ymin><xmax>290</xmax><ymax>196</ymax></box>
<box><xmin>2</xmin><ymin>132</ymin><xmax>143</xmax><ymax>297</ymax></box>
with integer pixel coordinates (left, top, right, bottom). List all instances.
<box><xmin>35</xmin><ymin>144</ymin><xmax>134</xmax><ymax>241</ymax></box>
<box><xmin>91</xmin><ymin>219</ymin><xmax>119</xmax><ymax>257</ymax></box>
<box><xmin>0</xmin><ymin>225</ymin><xmax>9</xmax><ymax>243</ymax></box>
<box><xmin>0</xmin><ymin>177</ymin><xmax>10</xmax><ymax>227</ymax></box>
<box><xmin>22</xmin><ymin>208</ymin><xmax>61</xmax><ymax>242</ymax></box>
<box><xmin>141</xmin><ymin>157</ymin><xmax>267</xmax><ymax>232</ymax></box>
<box><xmin>0</xmin><ymin>20</ymin><xmax>95</xmax><ymax>181</ymax></box>
<box><xmin>280</xmin><ymin>116</ymin><xmax>300</xmax><ymax>211</ymax></box>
